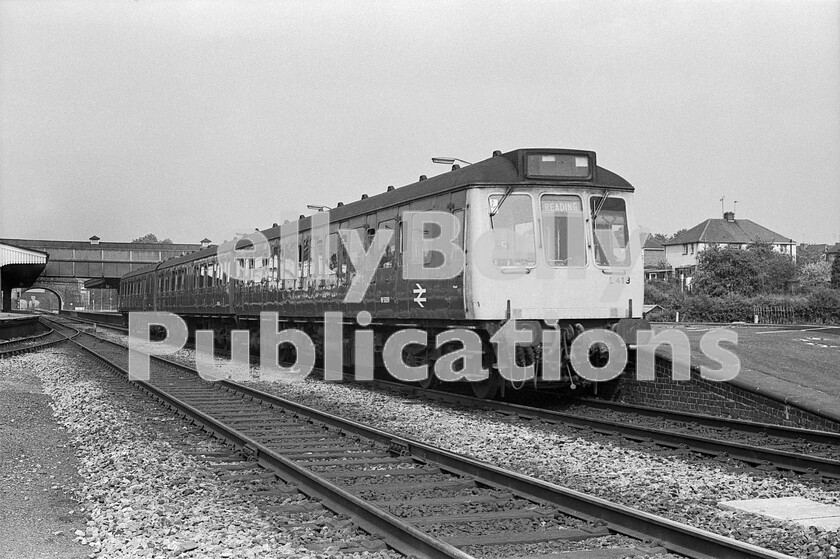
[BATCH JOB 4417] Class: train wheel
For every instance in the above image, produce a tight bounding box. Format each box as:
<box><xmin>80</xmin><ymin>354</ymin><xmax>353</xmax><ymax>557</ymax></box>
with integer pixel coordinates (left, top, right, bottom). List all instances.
<box><xmin>403</xmin><ymin>346</ymin><xmax>437</xmax><ymax>389</ymax></box>
<box><xmin>418</xmin><ymin>372</ymin><xmax>438</xmax><ymax>390</ymax></box>
<box><xmin>470</xmin><ymin>369</ymin><xmax>501</xmax><ymax>399</ymax></box>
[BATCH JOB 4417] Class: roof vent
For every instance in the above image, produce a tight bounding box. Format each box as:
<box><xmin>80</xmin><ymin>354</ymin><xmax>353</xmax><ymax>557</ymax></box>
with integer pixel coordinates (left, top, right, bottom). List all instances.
<box><xmin>200</xmin><ymin>238</ymin><xmax>211</xmax><ymax>248</ymax></box>
<box><xmin>272</xmin><ymin>223</ymin><xmax>279</xmax><ymax>228</ymax></box>
<box><xmin>337</xmin><ymin>202</ymin><xmax>344</xmax><ymax>207</ymax></box>
<box><xmin>419</xmin><ymin>175</ymin><xmax>427</xmax><ymax>181</ymax></box>
<box><xmin>361</xmin><ymin>194</ymin><xmax>368</xmax><ymax>200</ymax></box>
<box><xmin>492</xmin><ymin>150</ymin><xmax>502</xmax><ymax>156</ymax></box>
<box><xmin>387</xmin><ymin>185</ymin><xmax>395</xmax><ymax>192</ymax></box>
<box><xmin>452</xmin><ymin>164</ymin><xmax>460</xmax><ymax>170</ymax></box>
<box><xmin>299</xmin><ymin>214</ymin><xmax>305</xmax><ymax>220</ymax></box>
<box><xmin>89</xmin><ymin>235</ymin><xmax>100</xmax><ymax>245</ymax></box>
<box><xmin>723</xmin><ymin>211</ymin><xmax>735</xmax><ymax>222</ymax></box>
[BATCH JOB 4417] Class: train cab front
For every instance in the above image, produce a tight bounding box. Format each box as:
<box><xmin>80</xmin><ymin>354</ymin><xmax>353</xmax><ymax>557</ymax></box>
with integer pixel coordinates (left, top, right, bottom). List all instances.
<box><xmin>462</xmin><ymin>149</ymin><xmax>649</xmax><ymax>398</ymax></box>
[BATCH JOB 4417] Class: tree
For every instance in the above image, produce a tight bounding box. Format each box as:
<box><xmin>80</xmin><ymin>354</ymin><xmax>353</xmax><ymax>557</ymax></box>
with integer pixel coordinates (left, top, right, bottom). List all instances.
<box><xmin>691</xmin><ymin>246</ymin><xmax>764</xmax><ymax>296</ymax></box>
<box><xmin>691</xmin><ymin>244</ymin><xmax>797</xmax><ymax>296</ymax></box>
<box><xmin>746</xmin><ymin>242</ymin><xmax>797</xmax><ymax>293</ymax></box>
<box><xmin>796</xmin><ymin>244</ymin><xmax>827</xmax><ymax>268</ymax></box>
<box><xmin>131</xmin><ymin>233</ymin><xmax>173</xmax><ymax>244</ymax></box>
<box><xmin>799</xmin><ymin>261</ymin><xmax>831</xmax><ymax>288</ymax></box>
<box><xmin>649</xmin><ymin>232</ymin><xmax>669</xmax><ymax>244</ymax></box>
<box><xmin>831</xmin><ymin>257</ymin><xmax>840</xmax><ymax>289</ymax></box>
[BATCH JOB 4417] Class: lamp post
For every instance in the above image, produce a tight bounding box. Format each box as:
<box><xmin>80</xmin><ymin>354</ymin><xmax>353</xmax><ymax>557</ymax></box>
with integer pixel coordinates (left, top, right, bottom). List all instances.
<box><xmin>306</xmin><ymin>204</ymin><xmax>331</xmax><ymax>212</ymax></box>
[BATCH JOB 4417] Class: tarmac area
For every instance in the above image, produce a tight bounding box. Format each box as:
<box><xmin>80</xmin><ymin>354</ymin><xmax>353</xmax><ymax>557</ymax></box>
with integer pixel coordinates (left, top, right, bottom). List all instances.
<box><xmin>652</xmin><ymin>322</ymin><xmax>840</xmax><ymax>422</ymax></box>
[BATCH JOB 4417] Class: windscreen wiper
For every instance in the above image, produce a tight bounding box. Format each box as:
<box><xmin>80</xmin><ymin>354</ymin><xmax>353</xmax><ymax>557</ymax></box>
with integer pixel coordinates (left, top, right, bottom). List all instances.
<box><xmin>490</xmin><ymin>186</ymin><xmax>515</xmax><ymax>217</ymax></box>
<box><xmin>591</xmin><ymin>188</ymin><xmax>610</xmax><ymax>221</ymax></box>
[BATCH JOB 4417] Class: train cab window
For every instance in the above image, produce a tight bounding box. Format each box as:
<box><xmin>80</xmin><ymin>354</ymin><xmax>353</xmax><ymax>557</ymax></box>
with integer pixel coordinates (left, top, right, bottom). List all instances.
<box><xmin>378</xmin><ymin>219</ymin><xmax>395</xmax><ymax>268</ymax></box>
<box><xmin>540</xmin><ymin>195</ymin><xmax>586</xmax><ymax>266</ymax></box>
<box><xmin>590</xmin><ymin>196</ymin><xmax>630</xmax><ymax>267</ymax></box>
<box><xmin>488</xmin><ymin>193</ymin><xmax>536</xmax><ymax>268</ymax></box>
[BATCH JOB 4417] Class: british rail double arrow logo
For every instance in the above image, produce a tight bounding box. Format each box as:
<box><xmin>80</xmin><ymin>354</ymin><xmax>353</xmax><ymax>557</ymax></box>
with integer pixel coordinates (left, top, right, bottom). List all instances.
<box><xmin>413</xmin><ymin>284</ymin><xmax>427</xmax><ymax>307</ymax></box>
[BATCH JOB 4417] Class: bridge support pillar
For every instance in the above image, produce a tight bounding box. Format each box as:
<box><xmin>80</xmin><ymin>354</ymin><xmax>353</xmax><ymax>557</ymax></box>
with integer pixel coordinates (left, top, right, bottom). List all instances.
<box><xmin>2</xmin><ymin>287</ymin><xmax>11</xmax><ymax>312</ymax></box>
<box><xmin>0</xmin><ymin>269</ymin><xmax>9</xmax><ymax>311</ymax></box>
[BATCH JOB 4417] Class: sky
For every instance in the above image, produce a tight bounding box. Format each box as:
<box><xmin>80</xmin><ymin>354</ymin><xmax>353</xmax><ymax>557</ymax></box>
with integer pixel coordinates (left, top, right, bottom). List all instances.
<box><xmin>1</xmin><ymin>0</ymin><xmax>838</xmax><ymax>245</ymax></box>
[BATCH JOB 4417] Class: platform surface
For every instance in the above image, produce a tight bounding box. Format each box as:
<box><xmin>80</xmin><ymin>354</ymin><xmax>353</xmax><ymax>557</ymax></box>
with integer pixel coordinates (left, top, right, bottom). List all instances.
<box><xmin>652</xmin><ymin>323</ymin><xmax>840</xmax><ymax>423</ymax></box>
<box><xmin>0</xmin><ymin>312</ymin><xmax>37</xmax><ymax>322</ymax></box>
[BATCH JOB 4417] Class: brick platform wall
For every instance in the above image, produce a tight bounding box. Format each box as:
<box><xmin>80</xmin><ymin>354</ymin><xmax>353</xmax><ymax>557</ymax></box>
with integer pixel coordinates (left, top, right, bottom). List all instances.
<box><xmin>0</xmin><ymin>315</ymin><xmax>42</xmax><ymax>340</ymax></box>
<box><xmin>614</xmin><ymin>356</ymin><xmax>840</xmax><ymax>433</ymax></box>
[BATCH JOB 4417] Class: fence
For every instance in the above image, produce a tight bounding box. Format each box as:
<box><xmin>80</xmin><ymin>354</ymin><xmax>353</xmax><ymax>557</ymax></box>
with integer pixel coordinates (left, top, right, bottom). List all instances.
<box><xmin>752</xmin><ymin>305</ymin><xmax>794</xmax><ymax>324</ymax></box>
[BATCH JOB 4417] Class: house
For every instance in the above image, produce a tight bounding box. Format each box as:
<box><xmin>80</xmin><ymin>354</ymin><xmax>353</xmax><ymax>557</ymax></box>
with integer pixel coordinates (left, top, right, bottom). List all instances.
<box><xmin>663</xmin><ymin>211</ymin><xmax>796</xmax><ymax>286</ymax></box>
<box><xmin>827</xmin><ymin>243</ymin><xmax>840</xmax><ymax>264</ymax></box>
<box><xmin>642</xmin><ymin>236</ymin><xmax>671</xmax><ymax>280</ymax></box>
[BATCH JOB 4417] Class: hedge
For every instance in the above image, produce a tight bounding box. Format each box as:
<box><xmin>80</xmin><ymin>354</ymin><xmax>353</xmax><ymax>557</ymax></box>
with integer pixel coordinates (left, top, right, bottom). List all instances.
<box><xmin>644</xmin><ymin>282</ymin><xmax>840</xmax><ymax>324</ymax></box>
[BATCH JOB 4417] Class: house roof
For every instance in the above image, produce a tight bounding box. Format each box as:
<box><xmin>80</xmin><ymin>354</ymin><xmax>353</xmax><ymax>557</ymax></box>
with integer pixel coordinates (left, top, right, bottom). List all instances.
<box><xmin>827</xmin><ymin>243</ymin><xmax>840</xmax><ymax>255</ymax></box>
<box><xmin>643</xmin><ymin>236</ymin><xmax>664</xmax><ymax>250</ymax></box>
<box><xmin>664</xmin><ymin>218</ymin><xmax>794</xmax><ymax>246</ymax></box>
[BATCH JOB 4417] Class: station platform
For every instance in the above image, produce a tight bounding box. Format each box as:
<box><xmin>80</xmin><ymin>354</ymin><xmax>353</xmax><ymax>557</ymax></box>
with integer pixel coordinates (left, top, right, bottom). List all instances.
<box><xmin>60</xmin><ymin>309</ymin><xmax>126</xmax><ymax>328</ymax></box>
<box><xmin>651</xmin><ymin>323</ymin><xmax>840</xmax><ymax>424</ymax></box>
<box><xmin>0</xmin><ymin>313</ymin><xmax>41</xmax><ymax>340</ymax></box>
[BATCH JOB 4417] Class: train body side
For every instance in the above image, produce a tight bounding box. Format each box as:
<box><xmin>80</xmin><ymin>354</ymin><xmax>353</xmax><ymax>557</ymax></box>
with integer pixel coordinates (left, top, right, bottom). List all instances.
<box><xmin>118</xmin><ymin>148</ymin><xmax>647</xmax><ymax>381</ymax></box>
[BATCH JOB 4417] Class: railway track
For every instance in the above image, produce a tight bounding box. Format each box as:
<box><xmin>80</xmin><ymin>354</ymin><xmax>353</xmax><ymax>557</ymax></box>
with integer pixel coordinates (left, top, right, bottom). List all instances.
<box><xmin>54</xmin><ymin>314</ymin><xmax>840</xmax><ymax>478</ymax></box>
<box><xmin>0</xmin><ymin>319</ymin><xmax>72</xmax><ymax>358</ymax></box>
<box><xmin>370</xmin><ymin>380</ymin><xmax>840</xmax><ymax>481</ymax></box>
<box><xmin>44</xmin><ymin>315</ymin><xmax>795</xmax><ymax>559</ymax></box>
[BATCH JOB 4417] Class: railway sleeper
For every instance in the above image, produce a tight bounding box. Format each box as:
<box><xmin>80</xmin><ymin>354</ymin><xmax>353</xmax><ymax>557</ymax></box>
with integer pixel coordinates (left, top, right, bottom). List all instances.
<box><xmin>406</xmin><ymin>508</ymin><xmax>555</xmax><ymax>526</ymax></box>
<box><xmin>443</xmin><ymin>525</ymin><xmax>611</xmax><ymax>548</ymax></box>
<box><xmin>318</xmin><ymin>465</ymin><xmax>441</xmax><ymax>479</ymax></box>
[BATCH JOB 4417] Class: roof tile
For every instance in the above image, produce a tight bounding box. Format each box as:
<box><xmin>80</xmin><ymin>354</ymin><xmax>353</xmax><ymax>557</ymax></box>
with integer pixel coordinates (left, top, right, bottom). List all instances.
<box><xmin>665</xmin><ymin>218</ymin><xmax>793</xmax><ymax>245</ymax></box>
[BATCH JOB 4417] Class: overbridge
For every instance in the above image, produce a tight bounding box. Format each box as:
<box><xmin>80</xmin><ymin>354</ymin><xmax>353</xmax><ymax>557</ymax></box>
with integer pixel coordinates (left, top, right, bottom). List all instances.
<box><xmin>0</xmin><ymin>236</ymin><xmax>205</xmax><ymax>311</ymax></box>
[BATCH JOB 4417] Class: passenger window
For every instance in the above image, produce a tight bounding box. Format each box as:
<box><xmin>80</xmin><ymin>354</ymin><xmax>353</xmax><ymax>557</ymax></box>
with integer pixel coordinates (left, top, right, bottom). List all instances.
<box><xmin>279</xmin><ymin>235</ymin><xmax>298</xmax><ymax>289</ymax></box>
<box><xmin>328</xmin><ymin>233</ymin><xmax>339</xmax><ymax>286</ymax></box>
<box><xmin>423</xmin><ymin>221</ymin><xmax>442</xmax><ymax>267</ymax></box>
<box><xmin>299</xmin><ymin>236</ymin><xmax>310</xmax><ymax>289</ymax></box>
<box><xmin>378</xmin><ymin>219</ymin><xmax>396</xmax><ymax>268</ymax></box>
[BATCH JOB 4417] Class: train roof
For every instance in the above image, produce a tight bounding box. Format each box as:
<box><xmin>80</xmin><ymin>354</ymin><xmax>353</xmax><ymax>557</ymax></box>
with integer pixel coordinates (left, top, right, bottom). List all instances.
<box><xmin>261</xmin><ymin>148</ymin><xmax>633</xmax><ymax>238</ymax></box>
<box><xmin>121</xmin><ymin>148</ymin><xmax>634</xmax><ymax>276</ymax></box>
<box><xmin>122</xmin><ymin>245</ymin><xmax>219</xmax><ymax>278</ymax></box>
<box><xmin>122</xmin><ymin>262</ymin><xmax>161</xmax><ymax>280</ymax></box>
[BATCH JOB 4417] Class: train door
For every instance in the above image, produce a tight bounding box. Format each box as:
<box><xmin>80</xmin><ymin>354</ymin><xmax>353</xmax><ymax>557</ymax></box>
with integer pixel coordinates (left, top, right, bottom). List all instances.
<box><xmin>448</xmin><ymin>189</ymin><xmax>467</xmax><ymax>319</ymax></box>
<box><xmin>395</xmin><ymin>202</ymin><xmax>413</xmax><ymax>316</ymax></box>
<box><xmin>374</xmin><ymin>207</ymin><xmax>398</xmax><ymax>318</ymax></box>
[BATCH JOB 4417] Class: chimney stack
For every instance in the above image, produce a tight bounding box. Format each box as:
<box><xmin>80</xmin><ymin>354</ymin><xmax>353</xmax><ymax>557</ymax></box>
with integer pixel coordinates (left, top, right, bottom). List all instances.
<box><xmin>723</xmin><ymin>211</ymin><xmax>735</xmax><ymax>222</ymax></box>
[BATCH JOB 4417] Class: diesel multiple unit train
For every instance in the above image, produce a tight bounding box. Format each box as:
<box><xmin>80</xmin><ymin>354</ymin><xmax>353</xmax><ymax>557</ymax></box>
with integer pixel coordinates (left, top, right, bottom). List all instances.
<box><xmin>119</xmin><ymin>148</ymin><xmax>648</xmax><ymax>398</ymax></box>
